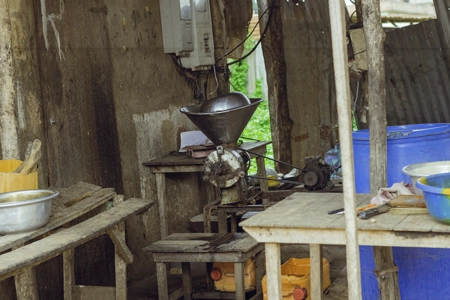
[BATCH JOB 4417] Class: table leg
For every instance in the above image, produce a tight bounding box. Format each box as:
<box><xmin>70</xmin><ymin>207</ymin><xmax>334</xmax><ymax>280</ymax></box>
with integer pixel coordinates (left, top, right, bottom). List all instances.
<box><xmin>310</xmin><ymin>244</ymin><xmax>324</xmax><ymax>300</ymax></box>
<box><xmin>156</xmin><ymin>262</ymin><xmax>169</xmax><ymax>300</ymax></box>
<box><xmin>235</xmin><ymin>262</ymin><xmax>246</xmax><ymax>300</ymax></box>
<box><xmin>155</xmin><ymin>173</ymin><xmax>169</xmax><ymax>238</ymax></box>
<box><xmin>206</xmin><ymin>262</ymin><xmax>214</xmax><ymax>291</ymax></box>
<box><xmin>256</xmin><ymin>156</ymin><xmax>269</xmax><ymax>206</ymax></box>
<box><xmin>230</xmin><ymin>213</ymin><xmax>237</xmax><ymax>233</ymax></box>
<box><xmin>265</xmin><ymin>243</ymin><xmax>282</xmax><ymax>300</ymax></box>
<box><xmin>63</xmin><ymin>249</ymin><xmax>75</xmax><ymax>300</ymax></box>
<box><xmin>218</xmin><ymin>211</ymin><xmax>228</xmax><ymax>233</ymax></box>
<box><xmin>182</xmin><ymin>262</ymin><xmax>192</xmax><ymax>300</ymax></box>
<box><xmin>14</xmin><ymin>267</ymin><xmax>39</xmax><ymax>300</ymax></box>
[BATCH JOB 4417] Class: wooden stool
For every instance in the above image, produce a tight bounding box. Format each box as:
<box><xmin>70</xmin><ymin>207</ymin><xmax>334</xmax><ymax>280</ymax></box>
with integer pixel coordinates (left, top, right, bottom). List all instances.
<box><xmin>143</xmin><ymin>232</ymin><xmax>264</xmax><ymax>300</ymax></box>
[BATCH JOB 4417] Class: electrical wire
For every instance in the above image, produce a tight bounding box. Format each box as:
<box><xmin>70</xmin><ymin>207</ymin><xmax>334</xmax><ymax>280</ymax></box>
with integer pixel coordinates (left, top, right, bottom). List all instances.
<box><xmin>216</xmin><ymin>1</ymin><xmax>273</xmax><ymax>64</ymax></box>
<box><xmin>227</xmin><ymin>0</ymin><xmax>275</xmax><ymax>66</ymax></box>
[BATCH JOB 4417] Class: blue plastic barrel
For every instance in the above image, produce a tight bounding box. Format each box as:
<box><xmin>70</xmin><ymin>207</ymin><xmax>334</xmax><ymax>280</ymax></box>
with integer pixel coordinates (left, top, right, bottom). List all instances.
<box><xmin>352</xmin><ymin>123</ymin><xmax>450</xmax><ymax>300</ymax></box>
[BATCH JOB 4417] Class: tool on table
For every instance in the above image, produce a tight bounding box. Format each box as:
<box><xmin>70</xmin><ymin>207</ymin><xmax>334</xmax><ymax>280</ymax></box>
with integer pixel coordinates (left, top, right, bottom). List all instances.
<box><xmin>358</xmin><ymin>205</ymin><xmax>390</xmax><ymax>219</ymax></box>
<box><xmin>13</xmin><ymin>139</ymin><xmax>42</xmax><ymax>175</ymax></box>
<box><xmin>328</xmin><ymin>203</ymin><xmax>376</xmax><ymax>215</ymax></box>
<box><xmin>387</xmin><ymin>194</ymin><xmax>426</xmax><ymax>208</ymax></box>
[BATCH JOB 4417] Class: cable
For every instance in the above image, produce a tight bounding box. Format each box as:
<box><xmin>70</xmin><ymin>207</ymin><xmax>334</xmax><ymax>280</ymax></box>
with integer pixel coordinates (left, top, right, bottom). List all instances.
<box><xmin>227</xmin><ymin>0</ymin><xmax>275</xmax><ymax>66</ymax></box>
<box><xmin>216</xmin><ymin>1</ymin><xmax>273</xmax><ymax>64</ymax></box>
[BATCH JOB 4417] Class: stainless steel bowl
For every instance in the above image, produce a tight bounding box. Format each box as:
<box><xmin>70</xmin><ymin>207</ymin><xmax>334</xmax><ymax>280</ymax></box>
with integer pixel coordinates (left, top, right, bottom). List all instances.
<box><xmin>402</xmin><ymin>161</ymin><xmax>450</xmax><ymax>195</ymax></box>
<box><xmin>200</xmin><ymin>92</ymin><xmax>251</xmax><ymax>113</ymax></box>
<box><xmin>0</xmin><ymin>189</ymin><xmax>59</xmax><ymax>234</ymax></box>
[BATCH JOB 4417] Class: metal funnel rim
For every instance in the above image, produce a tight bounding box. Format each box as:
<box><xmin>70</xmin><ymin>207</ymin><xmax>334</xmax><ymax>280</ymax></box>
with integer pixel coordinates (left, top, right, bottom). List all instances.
<box><xmin>180</xmin><ymin>98</ymin><xmax>263</xmax><ymax>116</ymax></box>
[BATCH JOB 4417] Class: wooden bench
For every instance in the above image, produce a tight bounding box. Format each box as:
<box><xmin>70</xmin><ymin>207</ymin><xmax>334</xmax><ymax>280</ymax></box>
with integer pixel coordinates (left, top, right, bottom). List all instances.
<box><xmin>143</xmin><ymin>232</ymin><xmax>264</xmax><ymax>300</ymax></box>
<box><xmin>0</xmin><ymin>196</ymin><xmax>154</xmax><ymax>299</ymax></box>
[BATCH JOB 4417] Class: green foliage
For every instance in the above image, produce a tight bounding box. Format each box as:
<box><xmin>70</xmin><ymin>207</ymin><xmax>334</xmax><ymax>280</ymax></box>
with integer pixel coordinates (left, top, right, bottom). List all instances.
<box><xmin>229</xmin><ymin>39</ymin><xmax>275</xmax><ymax>174</ymax></box>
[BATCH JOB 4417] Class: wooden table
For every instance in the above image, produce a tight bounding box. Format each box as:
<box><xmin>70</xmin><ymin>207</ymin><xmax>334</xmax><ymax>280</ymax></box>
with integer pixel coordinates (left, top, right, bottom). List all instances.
<box><xmin>143</xmin><ymin>141</ymin><xmax>271</xmax><ymax>238</ymax></box>
<box><xmin>240</xmin><ymin>192</ymin><xmax>450</xmax><ymax>300</ymax></box>
<box><xmin>0</xmin><ymin>182</ymin><xmax>154</xmax><ymax>300</ymax></box>
<box><xmin>143</xmin><ymin>232</ymin><xmax>264</xmax><ymax>300</ymax></box>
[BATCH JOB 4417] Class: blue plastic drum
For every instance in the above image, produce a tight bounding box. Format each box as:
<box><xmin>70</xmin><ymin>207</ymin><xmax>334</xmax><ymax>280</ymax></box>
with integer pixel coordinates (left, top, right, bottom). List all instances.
<box><xmin>353</xmin><ymin>123</ymin><xmax>450</xmax><ymax>300</ymax></box>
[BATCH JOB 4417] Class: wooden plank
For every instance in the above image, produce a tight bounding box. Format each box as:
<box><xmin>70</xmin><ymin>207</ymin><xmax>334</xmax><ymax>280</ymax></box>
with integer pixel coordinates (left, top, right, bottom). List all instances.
<box><xmin>14</xmin><ymin>267</ymin><xmax>38</xmax><ymax>300</ymax></box>
<box><xmin>51</xmin><ymin>182</ymin><xmax>102</xmax><ymax>211</ymax></box>
<box><xmin>74</xmin><ymin>285</ymin><xmax>115</xmax><ymax>300</ymax></box>
<box><xmin>310</xmin><ymin>244</ymin><xmax>324</xmax><ymax>300</ymax></box>
<box><xmin>0</xmin><ymin>198</ymin><xmax>153</xmax><ymax>281</ymax></box>
<box><xmin>234</xmin><ymin>262</ymin><xmax>245</xmax><ymax>300</ymax></box>
<box><xmin>433</xmin><ymin>0</ymin><xmax>450</xmax><ymax>70</ymax></box>
<box><xmin>155</xmin><ymin>173</ymin><xmax>169</xmax><ymax>238</ymax></box>
<box><xmin>112</xmin><ymin>195</ymin><xmax>127</xmax><ymax>300</ymax></box>
<box><xmin>63</xmin><ymin>249</ymin><xmax>75</xmax><ymax>300</ymax></box>
<box><xmin>265</xmin><ymin>243</ymin><xmax>282</xmax><ymax>300</ymax></box>
<box><xmin>181</xmin><ymin>262</ymin><xmax>192</xmax><ymax>300</ymax></box>
<box><xmin>373</xmin><ymin>246</ymin><xmax>400</xmax><ymax>300</ymax></box>
<box><xmin>0</xmin><ymin>187</ymin><xmax>116</xmax><ymax>253</ymax></box>
<box><xmin>393</xmin><ymin>213</ymin><xmax>436</xmax><ymax>232</ymax></box>
<box><xmin>156</xmin><ymin>263</ymin><xmax>169</xmax><ymax>299</ymax></box>
<box><xmin>107</xmin><ymin>227</ymin><xmax>133</xmax><ymax>265</ymax></box>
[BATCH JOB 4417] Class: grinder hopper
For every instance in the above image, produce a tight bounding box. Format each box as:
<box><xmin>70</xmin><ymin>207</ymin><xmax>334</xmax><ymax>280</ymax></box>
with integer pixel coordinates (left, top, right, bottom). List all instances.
<box><xmin>180</xmin><ymin>92</ymin><xmax>263</xmax><ymax>148</ymax></box>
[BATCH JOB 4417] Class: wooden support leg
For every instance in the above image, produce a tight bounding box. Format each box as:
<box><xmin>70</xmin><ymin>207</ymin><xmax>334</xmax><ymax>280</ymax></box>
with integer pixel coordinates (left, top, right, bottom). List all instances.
<box><xmin>255</xmin><ymin>250</ymin><xmax>265</xmax><ymax>295</ymax></box>
<box><xmin>217</xmin><ymin>211</ymin><xmax>228</xmax><ymax>233</ymax></box>
<box><xmin>14</xmin><ymin>267</ymin><xmax>39</xmax><ymax>300</ymax></box>
<box><xmin>156</xmin><ymin>262</ymin><xmax>169</xmax><ymax>300</ymax></box>
<box><xmin>374</xmin><ymin>246</ymin><xmax>400</xmax><ymax>300</ymax></box>
<box><xmin>256</xmin><ymin>156</ymin><xmax>269</xmax><ymax>206</ymax></box>
<box><xmin>310</xmin><ymin>244</ymin><xmax>324</xmax><ymax>300</ymax></box>
<box><xmin>63</xmin><ymin>249</ymin><xmax>75</xmax><ymax>300</ymax></box>
<box><xmin>265</xmin><ymin>243</ymin><xmax>282</xmax><ymax>300</ymax></box>
<box><xmin>235</xmin><ymin>262</ymin><xmax>246</xmax><ymax>300</ymax></box>
<box><xmin>230</xmin><ymin>213</ymin><xmax>237</xmax><ymax>233</ymax></box>
<box><xmin>113</xmin><ymin>195</ymin><xmax>128</xmax><ymax>300</ymax></box>
<box><xmin>181</xmin><ymin>262</ymin><xmax>192</xmax><ymax>300</ymax></box>
<box><xmin>155</xmin><ymin>173</ymin><xmax>169</xmax><ymax>238</ymax></box>
<box><xmin>206</xmin><ymin>262</ymin><xmax>214</xmax><ymax>291</ymax></box>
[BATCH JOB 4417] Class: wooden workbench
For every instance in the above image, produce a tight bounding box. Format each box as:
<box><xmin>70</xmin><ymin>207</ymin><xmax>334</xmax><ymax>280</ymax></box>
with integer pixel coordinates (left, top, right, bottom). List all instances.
<box><xmin>143</xmin><ymin>141</ymin><xmax>271</xmax><ymax>238</ymax></box>
<box><xmin>0</xmin><ymin>181</ymin><xmax>154</xmax><ymax>300</ymax></box>
<box><xmin>240</xmin><ymin>192</ymin><xmax>450</xmax><ymax>300</ymax></box>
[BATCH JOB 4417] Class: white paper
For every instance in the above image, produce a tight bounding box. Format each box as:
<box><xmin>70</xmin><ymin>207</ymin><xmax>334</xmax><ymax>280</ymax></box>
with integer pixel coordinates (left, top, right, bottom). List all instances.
<box><xmin>179</xmin><ymin>131</ymin><xmax>211</xmax><ymax>152</ymax></box>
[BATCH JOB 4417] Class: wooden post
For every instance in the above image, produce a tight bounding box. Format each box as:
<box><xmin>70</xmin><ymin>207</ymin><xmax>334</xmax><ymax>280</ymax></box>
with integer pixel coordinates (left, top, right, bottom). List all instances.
<box><xmin>361</xmin><ymin>0</ymin><xmax>399</xmax><ymax>299</ymax></box>
<box><xmin>361</xmin><ymin>0</ymin><xmax>387</xmax><ymax>194</ymax></box>
<box><xmin>0</xmin><ymin>0</ymin><xmax>20</xmax><ymax>159</ymax></box>
<box><xmin>210</xmin><ymin>0</ymin><xmax>230</xmax><ymax>98</ymax></box>
<box><xmin>355</xmin><ymin>0</ymin><xmax>363</xmax><ymax>23</ymax></box>
<box><xmin>257</xmin><ymin>0</ymin><xmax>292</xmax><ymax>174</ymax></box>
<box><xmin>328</xmin><ymin>1</ymin><xmax>362</xmax><ymax>299</ymax></box>
<box><xmin>265</xmin><ymin>243</ymin><xmax>282</xmax><ymax>300</ymax></box>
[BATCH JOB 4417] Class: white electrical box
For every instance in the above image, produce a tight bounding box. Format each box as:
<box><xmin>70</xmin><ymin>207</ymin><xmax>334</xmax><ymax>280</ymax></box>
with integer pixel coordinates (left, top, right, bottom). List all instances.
<box><xmin>159</xmin><ymin>0</ymin><xmax>215</xmax><ymax>70</ymax></box>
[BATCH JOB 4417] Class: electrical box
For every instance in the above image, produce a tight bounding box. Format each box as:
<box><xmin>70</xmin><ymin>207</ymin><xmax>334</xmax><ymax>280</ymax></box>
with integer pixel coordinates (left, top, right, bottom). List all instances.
<box><xmin>159</xmin><ymin>0</ymin><xmax>215</xmax><ymax>71</ymax></box>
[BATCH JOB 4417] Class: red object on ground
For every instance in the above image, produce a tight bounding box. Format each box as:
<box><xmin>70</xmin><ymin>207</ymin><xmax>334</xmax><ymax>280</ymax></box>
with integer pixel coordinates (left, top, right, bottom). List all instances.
<box><xmin>210</xmin><ymin>268</ymin><xmax>222</xmax><ymax>281</ymax></box>
<box><xmin>293</xmin><ymin>286</ymin><xmax>307</xmax><ymax>300</ymax></box>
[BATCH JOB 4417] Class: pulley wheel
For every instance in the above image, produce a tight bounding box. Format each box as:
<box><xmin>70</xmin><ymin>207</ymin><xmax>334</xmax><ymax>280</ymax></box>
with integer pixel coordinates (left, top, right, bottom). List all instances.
<box><xmin>303</xmin><ymin>171</ymin><xmax>318</xmax><ymax>187</ymax></box>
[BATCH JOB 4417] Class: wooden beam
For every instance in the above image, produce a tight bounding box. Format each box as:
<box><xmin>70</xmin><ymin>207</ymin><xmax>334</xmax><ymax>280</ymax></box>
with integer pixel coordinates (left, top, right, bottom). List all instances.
<box><xmin>0</xmin><ymin>0</ymin><xmax>20</xmax><ymax>159</ymax></box>
<box><xmin>106</xmin><ymin>227</ymin><xmax>133</xmax><ymax>265</ymax></box>
<box><xmin>328</xmin><ymin>1</ymin><xmax>362</xmax><ymax>299</ymax></box>
<box><xmin>63</xmin><ymin>249</ymin><xmax>75</xmax><ymax>300</ymax></box>
<box><xmin>373</xmin><ymin>246</ymin><xmax>401</xmax><ymax>299</ymax></box>
<box><xmin>257</xmin><ymin>0</ymin><xmax>292</xmax><ymax>174</ymax></box>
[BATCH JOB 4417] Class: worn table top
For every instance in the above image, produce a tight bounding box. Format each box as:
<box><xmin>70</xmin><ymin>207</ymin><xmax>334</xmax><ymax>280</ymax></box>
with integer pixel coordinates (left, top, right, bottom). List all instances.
<box><xmin>143</xmin><ymin>232</ymin><xmax>260</xmax><ymax>254</ymax></box>
<box><xmin>0</xmin><ymin>181</ymin><xmax>116</xmax><ymax>253</ymax></box>
<box><xmin>241</xmin><ymin>192</ymin><xmax>450</xmax><ymax>248</ymax></box>
<box><xmin>142</xmin><ymin>141</ymin><xmax>271</xmax><ymax>168</ymax></box>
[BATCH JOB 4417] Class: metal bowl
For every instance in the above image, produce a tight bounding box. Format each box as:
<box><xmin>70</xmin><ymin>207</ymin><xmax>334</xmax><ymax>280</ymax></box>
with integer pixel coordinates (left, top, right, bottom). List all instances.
<box><xmin>200</xmin><ymin>92</ymin><xmax>251</xmax><ymax>113</ymax></box>
<box><xmin>0</xmin><ymin>189</ymin><xmax>59</xmax><ymax>234</ymax></box>
<box><xmin>402</xmin><ymin>161</ymin><xmax>450</xmax><ymax>195</ymax></box>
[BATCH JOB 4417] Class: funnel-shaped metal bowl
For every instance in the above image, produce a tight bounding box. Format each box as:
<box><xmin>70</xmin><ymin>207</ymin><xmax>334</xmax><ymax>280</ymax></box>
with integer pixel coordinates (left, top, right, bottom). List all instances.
<box><xmin>180</xmin><ymin>94</ymin><xmax>263</xmax><ymax>147</ymax></box>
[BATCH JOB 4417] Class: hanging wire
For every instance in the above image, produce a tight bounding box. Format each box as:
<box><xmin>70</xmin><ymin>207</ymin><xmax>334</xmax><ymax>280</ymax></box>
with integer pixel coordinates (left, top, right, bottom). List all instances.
<box><xmin>227</xmin><ymin>0</ymin><xmax>275</xmax><ymax>66</ymax></box>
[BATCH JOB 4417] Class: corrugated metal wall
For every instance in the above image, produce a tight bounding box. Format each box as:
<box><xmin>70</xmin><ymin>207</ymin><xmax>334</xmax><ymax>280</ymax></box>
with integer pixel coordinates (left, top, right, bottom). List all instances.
<box><xmin>383</xmin><ymin>19</ymin><xmax>450</xmax><ymax>125</ymax></box>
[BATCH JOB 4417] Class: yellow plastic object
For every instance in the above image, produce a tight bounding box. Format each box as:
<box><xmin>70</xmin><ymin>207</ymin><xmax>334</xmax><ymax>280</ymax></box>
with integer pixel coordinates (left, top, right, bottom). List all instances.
<box><xmin>262</xmin><ymin>258</ymin><xmax>331</xmax><ymax>300</ymax></box>
<box><xmin>0</xmin><ymin>160</ymin><xmax>38</xmax><ymax>193</ymax></box>
<box><xmin>211</xmin><ymin>258</ymin><xmax>256</xmax><ymax>292</ymax></box>
<box><xmin>267</xmin><ymin>175</ymin><xmax>281</xmax><ymax>187</ymax></box>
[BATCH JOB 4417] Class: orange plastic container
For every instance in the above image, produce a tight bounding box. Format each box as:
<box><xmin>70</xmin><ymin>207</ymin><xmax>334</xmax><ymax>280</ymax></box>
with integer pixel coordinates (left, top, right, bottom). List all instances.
<box><xmin>262</xmin><ymin>258</ymin><xmax>331</xmax><ymax>300</ymax></box>
<box><xmin>211</xmin><ymin>258</ymin><xmax>256</xmax><ymax>292</ymax></box>
<box><xmin>0</xmin><ymin>160</ymin><xmax>38</xmax><ymax>193</ymax></box>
